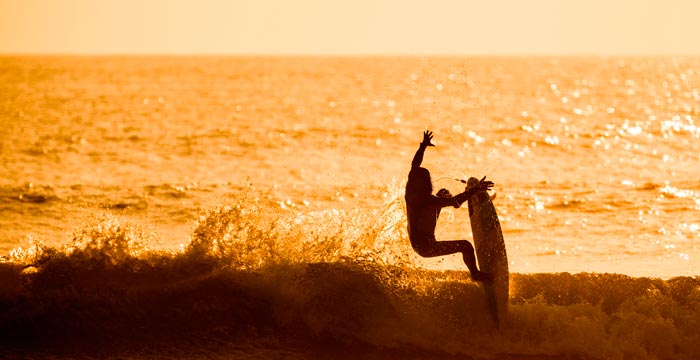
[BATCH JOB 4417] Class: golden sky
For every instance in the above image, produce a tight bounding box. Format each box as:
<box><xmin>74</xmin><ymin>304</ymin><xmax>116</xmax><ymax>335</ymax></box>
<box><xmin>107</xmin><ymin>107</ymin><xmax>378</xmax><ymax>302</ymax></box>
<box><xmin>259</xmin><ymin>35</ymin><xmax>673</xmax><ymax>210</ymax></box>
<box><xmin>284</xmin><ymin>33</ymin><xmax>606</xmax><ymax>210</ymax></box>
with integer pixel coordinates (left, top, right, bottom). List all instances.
<box><xmin>1</xmin><ymin>0</ymin><xmax>699</xmax><ymax>55</ymax></box>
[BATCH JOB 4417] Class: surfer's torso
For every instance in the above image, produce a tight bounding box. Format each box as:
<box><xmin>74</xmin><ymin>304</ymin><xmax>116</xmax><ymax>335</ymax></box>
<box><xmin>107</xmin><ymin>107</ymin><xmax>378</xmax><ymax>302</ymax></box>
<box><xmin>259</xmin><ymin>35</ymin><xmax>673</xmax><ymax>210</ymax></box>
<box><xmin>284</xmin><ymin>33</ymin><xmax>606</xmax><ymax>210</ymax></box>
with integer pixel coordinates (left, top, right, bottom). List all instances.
<box><xmin>405</xmin><ymin>196</ymin><xmax>440</xmax><ymax>238</ymax></box>
<box><xmin>405</xmin><ymin>174</ymin><xmax>469</xmax><ymax>252</ymax></box>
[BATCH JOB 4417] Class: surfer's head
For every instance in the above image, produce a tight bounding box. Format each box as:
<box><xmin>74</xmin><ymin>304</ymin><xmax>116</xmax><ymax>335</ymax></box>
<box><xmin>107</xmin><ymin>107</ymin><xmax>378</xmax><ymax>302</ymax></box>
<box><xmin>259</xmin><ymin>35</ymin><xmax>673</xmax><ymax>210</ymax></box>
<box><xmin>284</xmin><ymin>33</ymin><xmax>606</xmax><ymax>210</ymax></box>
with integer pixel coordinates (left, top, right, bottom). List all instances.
<box><xmin>436</xmin><ymin>188</ymin><xmax>452</xmax><ymax>198</ymax></box>
<box><xmin>407</xmin><ymin>167</ymin><xmax>432</xmax><ymax>196</ymax></box>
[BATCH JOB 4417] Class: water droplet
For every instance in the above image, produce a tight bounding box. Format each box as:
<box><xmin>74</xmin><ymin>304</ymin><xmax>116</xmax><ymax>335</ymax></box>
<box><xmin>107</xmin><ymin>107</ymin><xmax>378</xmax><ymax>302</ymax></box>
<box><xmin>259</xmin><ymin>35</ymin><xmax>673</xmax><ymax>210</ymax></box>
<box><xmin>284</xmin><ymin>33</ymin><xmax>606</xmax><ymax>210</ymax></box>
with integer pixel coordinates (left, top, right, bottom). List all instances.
<box><xmin>544</xmin><ymin>136</ymin><xmax>559</xmax><ymax>145</ymax></box>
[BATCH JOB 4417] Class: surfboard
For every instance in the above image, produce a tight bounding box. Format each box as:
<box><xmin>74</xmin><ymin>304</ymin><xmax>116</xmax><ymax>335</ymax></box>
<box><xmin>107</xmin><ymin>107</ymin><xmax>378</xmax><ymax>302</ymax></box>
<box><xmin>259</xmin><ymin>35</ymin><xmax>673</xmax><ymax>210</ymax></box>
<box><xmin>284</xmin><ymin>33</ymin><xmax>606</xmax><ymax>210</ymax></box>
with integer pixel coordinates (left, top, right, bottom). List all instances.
<box><xmin>467</xmin><ymin>177</ymin><xmax>509</xmax><ymax>327</ymax></box>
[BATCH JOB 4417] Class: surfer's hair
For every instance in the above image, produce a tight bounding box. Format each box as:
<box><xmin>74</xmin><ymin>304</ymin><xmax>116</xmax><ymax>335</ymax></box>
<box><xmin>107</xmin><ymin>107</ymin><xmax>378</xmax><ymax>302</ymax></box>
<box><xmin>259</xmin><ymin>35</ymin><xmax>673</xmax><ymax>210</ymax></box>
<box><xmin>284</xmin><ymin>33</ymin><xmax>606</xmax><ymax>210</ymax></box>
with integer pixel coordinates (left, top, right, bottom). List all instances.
<box><xmin>436</xmin><ymin>188</ymin><xmax>452</xmax><ymax>198</ymax></box>
<box><xmin>407</xmin><ymin>167</ymin><xmax>432</xmax><ymax>195</ymax></box>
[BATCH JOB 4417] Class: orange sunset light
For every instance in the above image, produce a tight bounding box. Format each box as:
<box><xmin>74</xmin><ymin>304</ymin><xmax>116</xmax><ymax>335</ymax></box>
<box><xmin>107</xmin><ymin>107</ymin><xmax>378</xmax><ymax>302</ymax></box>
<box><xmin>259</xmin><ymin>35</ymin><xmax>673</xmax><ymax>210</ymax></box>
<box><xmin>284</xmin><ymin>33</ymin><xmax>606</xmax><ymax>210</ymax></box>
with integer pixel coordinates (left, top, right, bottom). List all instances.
<box><xmin>3</xmin><ymin>0</ymin><xmax>700</xmax><ymax>358</ymax></box>
<box><xmin>1</xmin><ymin>0</ymin><xmax>700</xmax><ymax>55</ymax></box>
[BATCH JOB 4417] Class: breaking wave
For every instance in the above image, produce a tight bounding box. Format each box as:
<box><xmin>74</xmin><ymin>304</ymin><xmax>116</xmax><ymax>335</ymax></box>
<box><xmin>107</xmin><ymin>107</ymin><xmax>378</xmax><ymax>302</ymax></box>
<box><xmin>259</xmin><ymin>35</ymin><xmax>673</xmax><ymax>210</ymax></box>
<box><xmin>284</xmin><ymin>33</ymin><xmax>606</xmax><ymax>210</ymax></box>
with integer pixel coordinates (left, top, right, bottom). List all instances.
<box><xmin>1</xmin><ymin>190</ymin><xmax>699</xmax><ymax>359</ymax></box>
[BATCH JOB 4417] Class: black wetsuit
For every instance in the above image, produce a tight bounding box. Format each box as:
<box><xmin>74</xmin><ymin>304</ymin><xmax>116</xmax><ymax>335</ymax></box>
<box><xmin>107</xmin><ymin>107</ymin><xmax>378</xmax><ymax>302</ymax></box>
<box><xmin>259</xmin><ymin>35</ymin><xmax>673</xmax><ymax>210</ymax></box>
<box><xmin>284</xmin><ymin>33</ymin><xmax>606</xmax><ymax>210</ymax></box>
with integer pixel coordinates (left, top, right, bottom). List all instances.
<box><xmin>404</xmin><ymin>142</ymin><xmax>487</xmax><ymax>280</ymax></box>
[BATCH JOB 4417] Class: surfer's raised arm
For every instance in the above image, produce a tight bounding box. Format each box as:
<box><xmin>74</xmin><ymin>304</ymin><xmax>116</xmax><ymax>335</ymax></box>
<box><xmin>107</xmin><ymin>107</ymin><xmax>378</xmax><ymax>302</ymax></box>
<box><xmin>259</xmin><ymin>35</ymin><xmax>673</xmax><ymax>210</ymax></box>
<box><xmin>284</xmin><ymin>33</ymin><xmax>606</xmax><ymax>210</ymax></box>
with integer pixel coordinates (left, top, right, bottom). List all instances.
<box><xmin>411</xmin><ymin>130</ymin><xmax>435</xmax><ymax>168</ymax></box>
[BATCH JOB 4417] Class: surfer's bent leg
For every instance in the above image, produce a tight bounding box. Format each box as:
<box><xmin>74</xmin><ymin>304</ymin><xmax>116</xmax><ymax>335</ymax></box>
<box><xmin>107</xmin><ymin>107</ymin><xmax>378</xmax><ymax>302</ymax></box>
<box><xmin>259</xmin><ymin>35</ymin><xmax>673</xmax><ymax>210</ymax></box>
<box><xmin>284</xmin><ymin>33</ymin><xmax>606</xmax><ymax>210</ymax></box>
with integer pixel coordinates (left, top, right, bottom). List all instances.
<box><xmin>411</xmin><ymin>235</ymin><xmax>491</xmax><ymax>282</ymax></box>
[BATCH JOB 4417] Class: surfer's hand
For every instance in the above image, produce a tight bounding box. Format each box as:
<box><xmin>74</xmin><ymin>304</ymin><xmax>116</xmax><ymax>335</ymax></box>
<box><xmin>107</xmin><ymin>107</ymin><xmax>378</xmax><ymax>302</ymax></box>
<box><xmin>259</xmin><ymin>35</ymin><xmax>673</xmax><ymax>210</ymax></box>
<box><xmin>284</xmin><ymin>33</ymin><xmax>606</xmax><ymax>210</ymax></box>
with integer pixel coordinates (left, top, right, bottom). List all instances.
<box><xmin>468</xmin><ymin>176</ymin><xmax>493</xmax><ymax>192</ymax></box>
<box><xmin>421</xmin><ymin>130</ymin><xmax>435</xmax><ymax>147</ymax></box>
<box><xmin>478</xmin><ymin>176</ymin><xmax>494</xmax><ymax>191</ymax></box>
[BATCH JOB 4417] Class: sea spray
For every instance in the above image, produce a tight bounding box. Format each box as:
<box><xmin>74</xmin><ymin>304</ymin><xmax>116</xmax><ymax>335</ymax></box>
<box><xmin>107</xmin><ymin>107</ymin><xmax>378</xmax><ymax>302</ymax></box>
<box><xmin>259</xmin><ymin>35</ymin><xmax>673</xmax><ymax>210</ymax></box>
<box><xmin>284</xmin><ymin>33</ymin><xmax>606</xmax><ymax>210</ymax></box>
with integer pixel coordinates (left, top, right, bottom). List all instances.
<box><xmin>186</xmin><ymin>182</ymin><xmax>413</xmax><ymax>268</ymax></box>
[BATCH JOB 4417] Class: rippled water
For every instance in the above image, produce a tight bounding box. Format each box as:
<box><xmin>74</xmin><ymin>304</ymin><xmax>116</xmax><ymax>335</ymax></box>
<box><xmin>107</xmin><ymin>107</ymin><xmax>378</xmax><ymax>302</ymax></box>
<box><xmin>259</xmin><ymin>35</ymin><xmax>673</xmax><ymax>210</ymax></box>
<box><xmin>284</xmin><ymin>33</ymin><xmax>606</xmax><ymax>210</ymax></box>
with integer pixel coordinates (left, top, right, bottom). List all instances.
<box><xmin>1</xmin><ymin>56</ymin><xmax>700</xmax><ymax>277</ymax></box>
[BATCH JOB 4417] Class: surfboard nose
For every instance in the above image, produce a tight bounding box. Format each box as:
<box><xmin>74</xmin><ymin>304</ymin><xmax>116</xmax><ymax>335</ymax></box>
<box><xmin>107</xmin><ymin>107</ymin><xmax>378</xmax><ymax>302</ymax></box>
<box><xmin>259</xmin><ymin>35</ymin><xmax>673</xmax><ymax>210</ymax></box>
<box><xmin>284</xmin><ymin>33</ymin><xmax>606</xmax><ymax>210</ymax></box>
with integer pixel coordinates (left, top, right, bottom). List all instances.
<box><xmin>467</xmin><ymin>176</ymin><xmax>492</xmax><ymax>207</ymax></box>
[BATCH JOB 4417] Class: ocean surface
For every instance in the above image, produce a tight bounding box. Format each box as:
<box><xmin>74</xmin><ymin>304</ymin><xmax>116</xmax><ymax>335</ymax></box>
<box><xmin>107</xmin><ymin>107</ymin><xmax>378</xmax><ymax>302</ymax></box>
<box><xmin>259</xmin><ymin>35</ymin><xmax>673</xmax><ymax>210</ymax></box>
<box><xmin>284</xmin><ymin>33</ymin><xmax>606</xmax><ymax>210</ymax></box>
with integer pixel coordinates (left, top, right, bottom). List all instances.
<box><xmin>1</xmin><ymin>56</ymin><xmax>700</xmax><ymax>358</ymax></box>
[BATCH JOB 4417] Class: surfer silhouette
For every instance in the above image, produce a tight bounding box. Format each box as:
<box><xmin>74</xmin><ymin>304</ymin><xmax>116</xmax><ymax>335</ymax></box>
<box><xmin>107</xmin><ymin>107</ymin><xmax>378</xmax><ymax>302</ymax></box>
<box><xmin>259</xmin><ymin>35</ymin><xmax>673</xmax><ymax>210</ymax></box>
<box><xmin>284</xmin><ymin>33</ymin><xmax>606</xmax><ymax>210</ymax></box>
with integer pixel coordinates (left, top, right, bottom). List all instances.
<box><xmin>405</xmin><ymin>130</ymin><xmax>493</xmax><ymax>282</ymax></box>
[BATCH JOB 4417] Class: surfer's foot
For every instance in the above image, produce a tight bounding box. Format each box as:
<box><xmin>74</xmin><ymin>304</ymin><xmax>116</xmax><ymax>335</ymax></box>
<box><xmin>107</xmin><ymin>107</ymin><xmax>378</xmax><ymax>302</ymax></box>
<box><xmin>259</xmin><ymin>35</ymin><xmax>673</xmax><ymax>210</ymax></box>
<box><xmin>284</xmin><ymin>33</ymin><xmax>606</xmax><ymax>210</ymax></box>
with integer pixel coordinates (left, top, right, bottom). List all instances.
<box><xmin>471</xmin><ymin>270</ymin><xmax>493</xmax><ymax>282</ymax></box>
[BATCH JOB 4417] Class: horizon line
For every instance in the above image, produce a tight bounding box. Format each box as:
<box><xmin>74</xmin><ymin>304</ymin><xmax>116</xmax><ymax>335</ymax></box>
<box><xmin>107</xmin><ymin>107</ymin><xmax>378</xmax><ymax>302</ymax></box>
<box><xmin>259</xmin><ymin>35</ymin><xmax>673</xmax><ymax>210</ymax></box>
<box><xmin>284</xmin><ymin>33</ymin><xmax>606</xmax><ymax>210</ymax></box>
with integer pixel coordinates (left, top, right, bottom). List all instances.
<box><xmin>3</xmin><ymin>51</ymin><xmax>700</xmax><ymax>58</ymax></box>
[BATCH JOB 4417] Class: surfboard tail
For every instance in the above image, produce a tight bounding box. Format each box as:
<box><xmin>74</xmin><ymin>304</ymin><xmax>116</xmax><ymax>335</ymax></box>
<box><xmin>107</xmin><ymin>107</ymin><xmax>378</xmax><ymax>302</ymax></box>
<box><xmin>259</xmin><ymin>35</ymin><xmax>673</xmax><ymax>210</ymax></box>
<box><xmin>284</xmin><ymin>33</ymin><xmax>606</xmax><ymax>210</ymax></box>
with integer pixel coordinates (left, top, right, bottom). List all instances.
<box><xmin>483</xmin><ymin>281</ymin><xmax>500</xmax><ymax>326</ymax></box>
